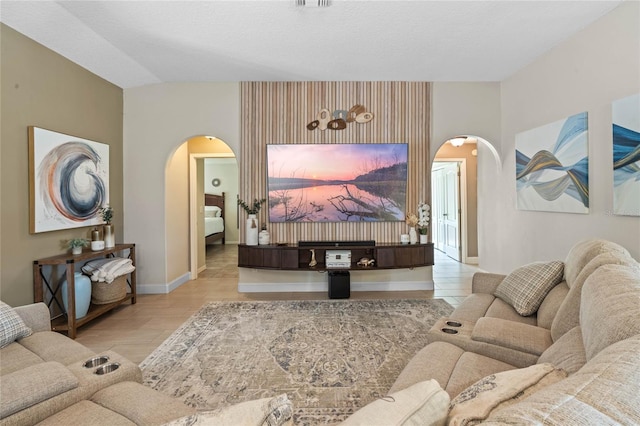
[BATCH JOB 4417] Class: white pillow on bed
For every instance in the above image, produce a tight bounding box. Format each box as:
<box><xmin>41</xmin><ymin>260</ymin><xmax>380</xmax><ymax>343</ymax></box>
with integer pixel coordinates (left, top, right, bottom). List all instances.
<box><xmin>204</xmin><ymin>206</ymin><xmax>222</xmax><ymax>218</ymax></box>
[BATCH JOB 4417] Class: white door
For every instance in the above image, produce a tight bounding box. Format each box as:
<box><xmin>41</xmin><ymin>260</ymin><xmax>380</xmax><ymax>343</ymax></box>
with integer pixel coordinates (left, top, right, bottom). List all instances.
<box><xmin>443</xmin><ymin>163</ymin><xmax>461</xmax><ymax>261</ymax></box>
<box><xmin>431</xmin><ymin>162</ymin><xmax>461</xmax><ymax>261</ymax></box>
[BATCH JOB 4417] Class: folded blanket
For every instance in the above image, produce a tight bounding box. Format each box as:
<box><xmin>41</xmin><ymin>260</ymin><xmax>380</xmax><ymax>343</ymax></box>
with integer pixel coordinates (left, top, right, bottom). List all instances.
<box><xmin>82</xmin><ymin>258</ymin><xmax>135</xmax><ymax>283</ymax></box>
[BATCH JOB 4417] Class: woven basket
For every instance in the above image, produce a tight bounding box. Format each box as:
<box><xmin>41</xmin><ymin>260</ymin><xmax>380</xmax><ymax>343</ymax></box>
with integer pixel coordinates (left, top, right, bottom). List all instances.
<box><xmin>91</xmin><ymin>275</ymin><xmax>127</xmax><ymax>305</ymax></box>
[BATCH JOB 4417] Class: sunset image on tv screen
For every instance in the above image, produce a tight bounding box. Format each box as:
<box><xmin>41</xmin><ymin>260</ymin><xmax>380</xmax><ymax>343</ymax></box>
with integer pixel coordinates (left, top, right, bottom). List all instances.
<box><xmin>266</xmin><ymin>143</ymin><xmax>408</xmax><ymax>222</ymax></box>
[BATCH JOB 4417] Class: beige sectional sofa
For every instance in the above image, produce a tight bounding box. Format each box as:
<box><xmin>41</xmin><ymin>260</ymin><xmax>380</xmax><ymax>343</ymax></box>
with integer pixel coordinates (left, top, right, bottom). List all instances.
<box><xmin>373</xmin><ymin>239</ymin><xmax>640</xmax><ymax>424</ymax></box>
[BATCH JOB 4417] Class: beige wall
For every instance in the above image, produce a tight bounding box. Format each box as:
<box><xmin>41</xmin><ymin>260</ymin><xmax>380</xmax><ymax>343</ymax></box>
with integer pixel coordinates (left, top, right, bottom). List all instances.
<box><xmin>123</xmin><ymin>83</ymin><xmax>240</xmax><ymax>292</ymax></box>
<box><xmin>480</xmin><ymin>1</ymin><xmax>640</xmax><ymax>273</ymax></box>
<box><xmin>0</xmin><ymin>24</ymin><xmax>123</xmax><ymax>306</ymax></box>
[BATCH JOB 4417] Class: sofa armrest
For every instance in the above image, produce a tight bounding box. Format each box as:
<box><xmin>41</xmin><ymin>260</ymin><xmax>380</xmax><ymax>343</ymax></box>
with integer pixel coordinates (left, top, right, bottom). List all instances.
<box><xmin>14</xmin><ymin>303</ymin><xmax>51</xmax><ymax>332</ymax></box>
<box><xmin>472</xmin><ymin>317</ymin><xmax>553</xmax><ymax>356</ymax></box>
<box><xmin>472</xmin><ymin>272</ymin><xmax>507</xmax><ymax>294</ymax></box>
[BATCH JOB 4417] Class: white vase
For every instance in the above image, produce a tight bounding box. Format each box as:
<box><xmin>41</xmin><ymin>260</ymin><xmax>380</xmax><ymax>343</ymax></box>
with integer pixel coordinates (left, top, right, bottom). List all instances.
<box><xmin>419</xmin><ymin>234</ymin><xmax>428</xmax><ymax>244</ymax></box>
<box><xmin>246</xmin><ymin>214</ymin><xmax>259</xmax><ymax>246</ymax></box>
<box><xmin>259</xmin><ymin>229</ymin><xmax>270</xmax><ymax>245</ymax></box>
<box><xmin>409</xmin><ymin>227</ymin><xmax>418</xmax><ymax>244</ymax></box>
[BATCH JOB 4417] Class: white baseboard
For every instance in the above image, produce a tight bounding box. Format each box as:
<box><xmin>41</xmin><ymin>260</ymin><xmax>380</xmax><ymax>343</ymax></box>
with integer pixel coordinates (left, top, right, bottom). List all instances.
<box><xmin>137</xmin><ymin>272</ymin><xmax>191</xmax><ymax>294</ymax></box>
<box><xmin>197</xmin><ymin>265</ymin><xmax>207</xmax><ymax>274</ymax></box>
<box><xmin>464</xmin><ymin>257</ymin><xmax>479</xmax><ymax>265</ymax></box>
<box><xmin>238</xmin><ymin>280</ymin><xmax>434</xmax><ymax>293</ymax></box>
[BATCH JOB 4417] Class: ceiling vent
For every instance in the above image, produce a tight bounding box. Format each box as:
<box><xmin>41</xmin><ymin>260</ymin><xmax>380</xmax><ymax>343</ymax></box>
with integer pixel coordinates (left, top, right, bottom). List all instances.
<box><xmin>295</xmin><ymin>0</ymin><xmax>331</xmax><ymax>8</ymax></box>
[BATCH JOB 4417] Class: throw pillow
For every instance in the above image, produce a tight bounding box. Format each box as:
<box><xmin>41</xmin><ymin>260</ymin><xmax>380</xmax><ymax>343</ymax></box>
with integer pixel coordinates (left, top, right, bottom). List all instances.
<box><xmin>494</xmin><ymin>261</ymin><xmax>564</xmax><ymax>316</ymax></box>
<box><xmin>447</xmin><ymin>363</ymin><xmax>567</xmax><ymax>426</ymax></box>
<box><xmin>0</xmin><ymin>301</ymin><xmax>32</xmax><ymax>348</ymax></box>
<box><xmin>161</xmin><ymin>394</ymin><xmax>293</xmax><ymax>426</ymax></box>
<box><xmin>340</xmin><ymin>379</ymin><xmax>450</xmax><ymax>426</ymax></box>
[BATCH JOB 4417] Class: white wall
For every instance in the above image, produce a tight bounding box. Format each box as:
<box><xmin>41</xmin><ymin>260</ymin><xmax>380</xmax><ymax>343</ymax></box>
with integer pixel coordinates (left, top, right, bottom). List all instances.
<box><xmin>480</xmin><ymin>1</ymin><xmax>640</xmax><ymax>273</ymax></box>
<box><xmin>124</xmin><ymin>83</ymin><xmax>240</xmax><ymax>290</ymax></box>
<box><xmin>431</xmin><ymin>82</ymin><xmax>502</xmax><ymax>160</ymax></box>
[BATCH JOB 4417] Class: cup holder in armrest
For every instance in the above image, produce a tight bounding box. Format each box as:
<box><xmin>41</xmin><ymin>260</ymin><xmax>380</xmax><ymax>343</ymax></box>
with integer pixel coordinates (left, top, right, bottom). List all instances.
<box><xmin>83</xmin><ymin>356</ymin><xmax>110</xmax><ymax>369</ymax></box>
<box><xmin>445</xmin><ymin>321</ymin><xmax>462</xmax><ymax>328</ymax></box>
<box><xmin>441</xmin><ymin>328</ymin><xmax>459</xmax><ymax>334</ymax></box>
<box><xmin>94</xmin><ymin>362</ymin><xmax>120</xmax><ymax>375</ymax></box>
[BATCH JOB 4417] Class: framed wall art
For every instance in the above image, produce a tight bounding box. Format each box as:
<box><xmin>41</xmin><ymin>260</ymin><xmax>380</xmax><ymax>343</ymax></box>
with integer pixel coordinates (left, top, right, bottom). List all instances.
<box><xmin>612</xmin><ymin>93</ymin><xmax>640</xmax><ymax>216</ymax></box>
<box><xmin>29</xmin><ymin>127</ymin><xmax>109</xmax><ymax>233</ymax></box>
<box><xmin>515</xmin><ymin>112</ymin><xmax>589</xmax><ymax>214</ymax></box>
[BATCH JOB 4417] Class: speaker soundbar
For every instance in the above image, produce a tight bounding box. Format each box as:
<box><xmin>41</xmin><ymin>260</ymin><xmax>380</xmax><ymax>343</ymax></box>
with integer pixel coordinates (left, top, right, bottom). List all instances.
<box><xmin>298</xmin><ymin>240</ymin><xmax>375</xmax><ymax>247</ymax></box>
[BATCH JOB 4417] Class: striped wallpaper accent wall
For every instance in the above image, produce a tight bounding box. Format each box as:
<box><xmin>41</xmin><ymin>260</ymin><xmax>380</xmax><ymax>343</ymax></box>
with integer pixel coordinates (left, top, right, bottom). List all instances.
<box><xmin>240</xmin><ymin>81</ymin><xmax>431</xmax><ymax>244</ymax></box>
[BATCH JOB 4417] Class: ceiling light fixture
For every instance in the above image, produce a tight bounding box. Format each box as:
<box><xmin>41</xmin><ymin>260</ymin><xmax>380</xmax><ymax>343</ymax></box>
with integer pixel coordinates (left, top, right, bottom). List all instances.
<box><xmin>449</xmin><ymin>137</ymin><xmax>466</xmax><ymax>147</ymax></box>
<box><xmin>295</xmin><ymin>0</ymin><xmax>331</xmax><ymax>7</ymax></box>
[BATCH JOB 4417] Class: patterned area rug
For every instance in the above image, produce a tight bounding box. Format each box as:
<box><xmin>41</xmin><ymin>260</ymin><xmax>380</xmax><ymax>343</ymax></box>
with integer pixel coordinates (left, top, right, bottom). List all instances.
<box><xmin>140</xmin><ymin>299</ymin><xmax>453</xmax><ymax>425</ymax></box>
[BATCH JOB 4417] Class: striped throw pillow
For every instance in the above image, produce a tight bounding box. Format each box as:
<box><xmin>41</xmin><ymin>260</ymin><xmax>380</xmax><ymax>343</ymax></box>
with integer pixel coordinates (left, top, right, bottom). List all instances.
<box><xmin>0</xmin><ymin>301</ymin><xmax>32</xmax><ymax>348</ymax></box>
<box><xmin>494</xmin><ymin>261</ymin><xmax>564</xmax><ymax>316</ymax></box>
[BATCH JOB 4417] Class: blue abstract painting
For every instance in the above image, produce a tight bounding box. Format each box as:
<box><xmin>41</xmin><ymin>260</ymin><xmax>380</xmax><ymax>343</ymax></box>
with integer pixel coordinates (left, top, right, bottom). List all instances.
<box><xmin>516</xmin><ymin>112</ymin><xmax>589</xmax><ymax>214</ymax></box>
<box><xmin>612</xmin><ymin>93</ymin><xmax>640</xmax><ymax>216</ymax></box>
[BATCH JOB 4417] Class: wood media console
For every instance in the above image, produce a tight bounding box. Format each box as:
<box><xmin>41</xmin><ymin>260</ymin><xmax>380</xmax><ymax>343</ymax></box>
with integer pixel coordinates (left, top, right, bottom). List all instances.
<box><xmin>238</xmin><ymin>241</ymin><xmax>434</xmax><ymax>298</ymax></box>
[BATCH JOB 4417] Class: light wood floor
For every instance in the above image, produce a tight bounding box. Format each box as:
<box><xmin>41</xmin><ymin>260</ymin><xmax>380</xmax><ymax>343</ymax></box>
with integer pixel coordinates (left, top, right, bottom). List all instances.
<box><xmin>75</xmin><ymin>244</ymin><xmax>481</xmax><ymax>364</ymax></box>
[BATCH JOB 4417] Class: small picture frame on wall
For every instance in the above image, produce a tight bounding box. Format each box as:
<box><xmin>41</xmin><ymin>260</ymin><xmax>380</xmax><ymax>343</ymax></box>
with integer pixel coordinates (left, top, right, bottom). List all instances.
<box><xmin>29</xmin><ymin>126</ymin><xmax>109</xmax><ymax>233</ymax></box>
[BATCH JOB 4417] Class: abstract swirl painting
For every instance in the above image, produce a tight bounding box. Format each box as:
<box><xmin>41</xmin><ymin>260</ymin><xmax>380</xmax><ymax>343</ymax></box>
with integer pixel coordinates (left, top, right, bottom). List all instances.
<box><xmin>29</xmin><ymin>127</ymin><xmax>109</xmax><ymax>233</ymax></box>
<box><xmin>612</xmin><ymin>94</ymin><xmax>640</xmax><ymax>217</ymax></box>
<box><xmin>515</xmin><ymin>112</ymin><xmax>589</xmax><ymax>214</ymax></box>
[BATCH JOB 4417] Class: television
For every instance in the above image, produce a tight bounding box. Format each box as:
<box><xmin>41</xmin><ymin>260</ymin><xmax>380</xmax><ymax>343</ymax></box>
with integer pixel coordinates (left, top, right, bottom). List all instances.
<box><xmin>266</xmin><ymin>143</ymin><xmax>408</xmax><ymax>222</ymax></box>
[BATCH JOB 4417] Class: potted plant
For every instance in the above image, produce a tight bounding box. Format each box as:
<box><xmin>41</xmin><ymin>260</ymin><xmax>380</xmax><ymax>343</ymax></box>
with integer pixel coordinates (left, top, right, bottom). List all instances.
<box><xmin>67</xmin><ymin>238</ymin><xmax>89</xmax><ymax>255</ymax></box>
<box><xmin>238</xmin><ymin>198</ymin><xmax>266</xmax><ymax>246</ymax></box>
<box><xmin>99</xmin><ymin>205</ymin><xmax>115</xmax><ymax>248</ymax></box>
<box><xmin>417</xmin><ymin>202</ymin><xmax>430</xmax><ymax>244</ymax></box>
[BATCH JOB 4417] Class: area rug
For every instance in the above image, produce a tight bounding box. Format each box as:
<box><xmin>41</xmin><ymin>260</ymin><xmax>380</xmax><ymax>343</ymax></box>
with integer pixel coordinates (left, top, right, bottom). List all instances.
<box><xmin>140</xmin><ymin>299</ymin><xmax>453</xmax><ymax>425</ymax></box>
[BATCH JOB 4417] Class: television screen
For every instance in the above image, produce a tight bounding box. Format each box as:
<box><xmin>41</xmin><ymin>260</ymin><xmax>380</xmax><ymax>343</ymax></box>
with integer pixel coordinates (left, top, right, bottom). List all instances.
<box><xmin>267</xmin><ymin>143</ymin><xmax>408</xmax><ymax>222</ymax></box>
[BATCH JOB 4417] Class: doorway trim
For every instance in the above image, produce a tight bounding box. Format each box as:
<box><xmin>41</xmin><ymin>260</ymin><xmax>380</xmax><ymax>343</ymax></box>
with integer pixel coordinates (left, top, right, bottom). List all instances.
<box><xmin>433</xmin><ymin>158</ymin><xmax>473</xmax><ymax>264</ymax></box>
<box><xmin>189</xmin><ymin>152</ymin><xmax>236</xmax><ymax>280</ymax></box>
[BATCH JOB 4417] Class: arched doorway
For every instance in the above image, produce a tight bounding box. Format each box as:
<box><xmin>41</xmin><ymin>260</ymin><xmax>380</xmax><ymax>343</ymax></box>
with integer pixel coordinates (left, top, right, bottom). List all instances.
<box><xmin>432</xmin><ymin>135</ymin><xmax>501</xmax><ymax>264</ymax></box>
<box><xmin>188</xmin><ymin>137</ymin><xmax>237</xmax><ymax>280</ymax></box>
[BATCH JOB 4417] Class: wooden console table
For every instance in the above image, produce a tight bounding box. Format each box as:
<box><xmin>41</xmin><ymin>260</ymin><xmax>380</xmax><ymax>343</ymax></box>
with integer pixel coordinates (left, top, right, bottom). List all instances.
<box><xmin>33</xmin><ymin>243</ymin><xmax>136</xmax><ymax>339</ymax></box>
<box><xmin>238</xmin><ymin>242</ymin><xmax>434</xmax><ymax>271</ymax></box>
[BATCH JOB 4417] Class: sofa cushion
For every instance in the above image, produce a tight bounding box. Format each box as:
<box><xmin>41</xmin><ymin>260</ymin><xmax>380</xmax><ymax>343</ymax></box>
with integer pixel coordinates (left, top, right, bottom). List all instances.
<box><xmin>448</xmin><ymin>363</ymin><xmax>566</xmax><ymax>426</ymax></box>
<box><xmin>484</xmin><ymin>334</ymin><xmax>640</xmax><ymax>425</ymax></box>
<box><xmin>0</xmin><ymin>341</ymin><xmax>45</xmax><ymax>376</ymax></box>
<box><xmin>445</xmin><ymin>351</ymin><xmax>517</xmax><ymax>398</ymax></box>
<box><xmin>580</xmin><ymin>263</ymin><xmax>640</xmax><ymax>360</ymax></box>
<box><xmin>35</xmin><ymin>400</ymin><xmax>136</xmax><ymax>426</ymax></box>
<box><xmin>91</xmin><ymin>381</ymin><xmax>195</xmax><ymax>425</ymax></box>
<box><xmin>163</xmin><ymin>394</ymin><xmax>293</xmax><ymax>426</ymax></box>
<box><xmin>551</xmin><ymin>251</ymin><xmax>638</xmax><ymax>341</ymax></box>
<box><xmin>0</xmin><ymin>301</ymin><xmax>32</xmax><ymax>348</ymax></box>
<box><xmin>537</xmin><ymin>326</ymin><xmax>586</xmax><ymax>375</ymax></box>
<box><xmin>0</xmin><ymin>361</ymin><xmax>78</xmax><ymax>418</ymax></box>
<box><xmin>389</xmin><ymin>342</ymin><xmax>465</xmax><ymax>394</ymax></box>
<box><xmin>341</xmin><ymin>379</ymin><xmax>450</xmax><ymax>426</ymax></box>
<box><xmin>471</xmin><ymin>317</ymin><xmax>552</xmax><ymax>356</ymax></box>
<box><xmin>18</xmin><ymin>330</ymin><xmax>95</xmax><ymax>366</ymax></box>
<box><xmin>563</xmin><ymin>239</ymin><xmax>630</xmax><ymax>288</ymax></box>
<box><xmin>484</xmin><ymin>298</ymin><xmax>537</xmax><ymax>326</ymax></box>
<box><xmin>494</xmin><ymin>261</ymin><xmax>564</xmax><ymax>316</ymax></box>
<box><xmin>536</xmin><ymin>280</ymin><xmax>569</xmax><ymax>329</ymax></box>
